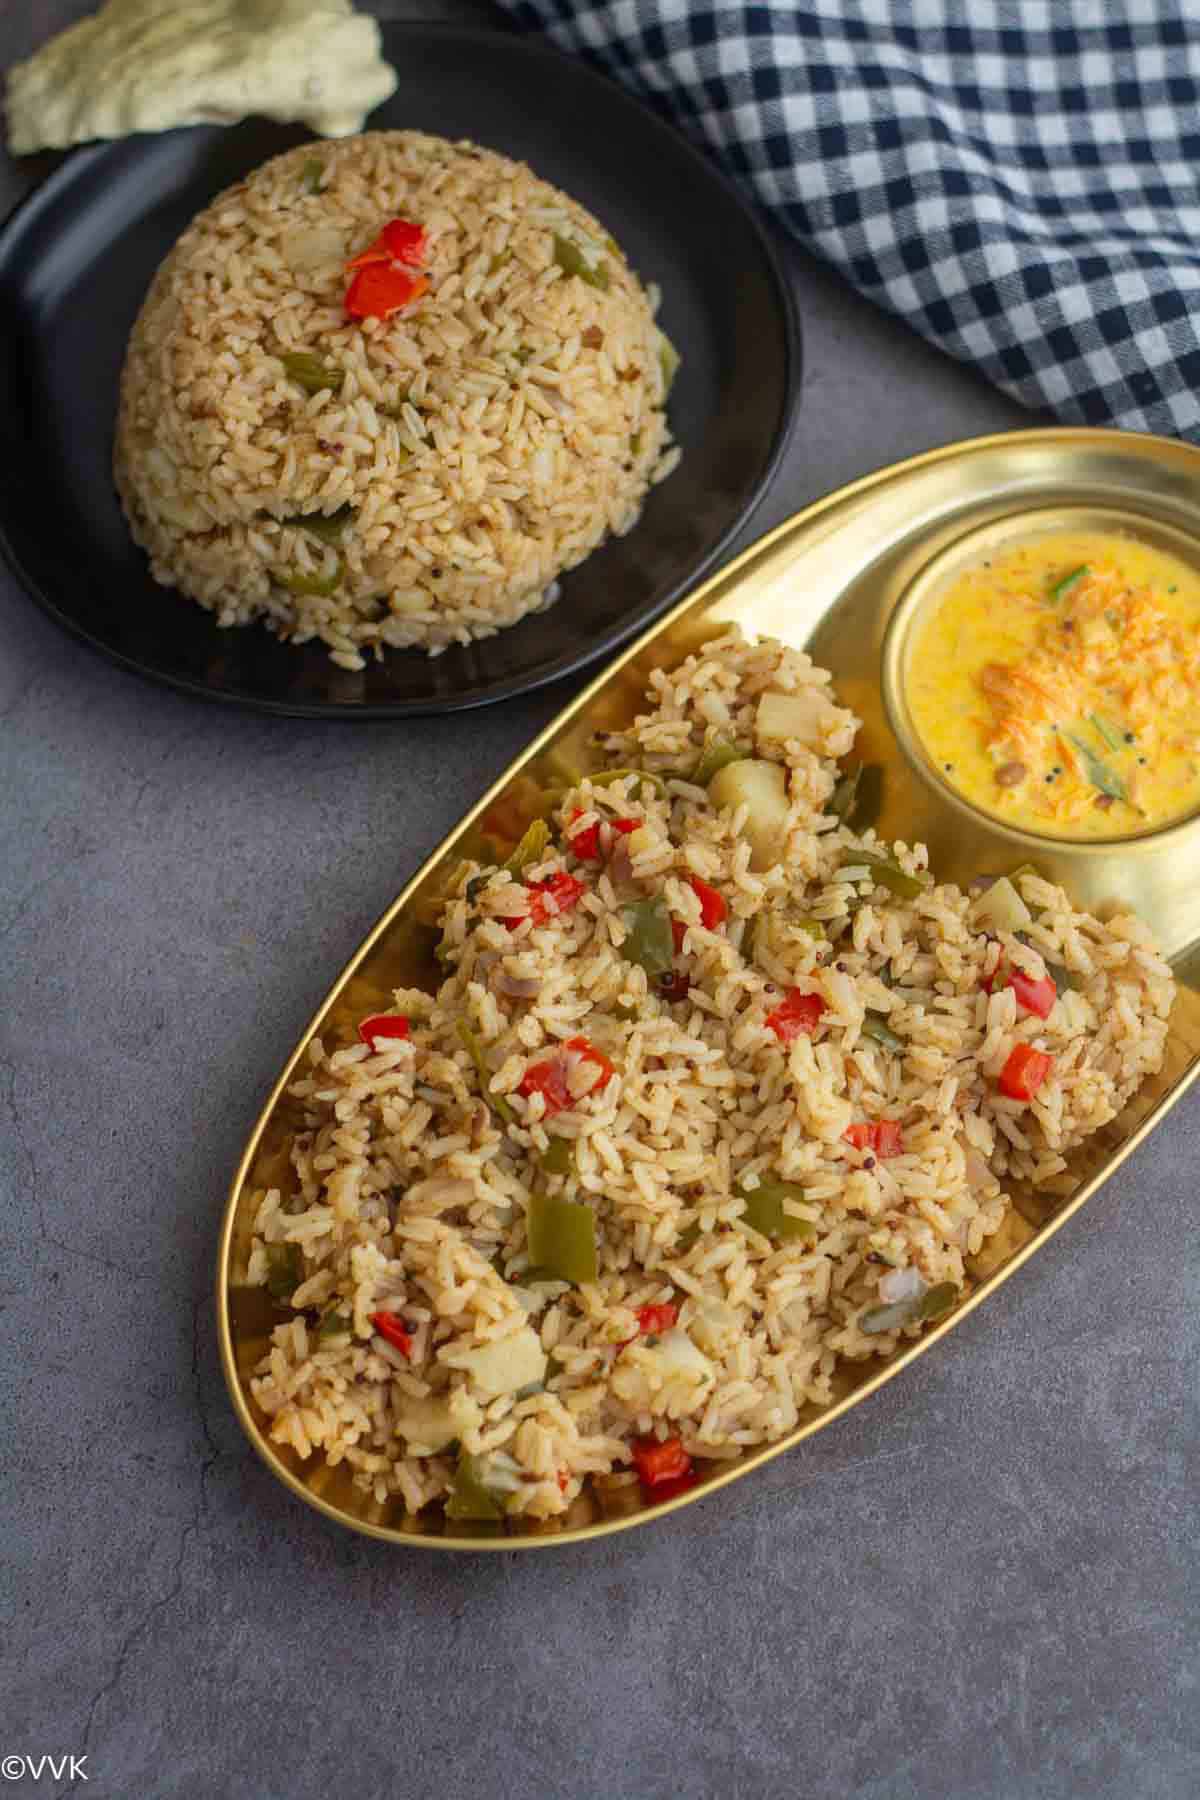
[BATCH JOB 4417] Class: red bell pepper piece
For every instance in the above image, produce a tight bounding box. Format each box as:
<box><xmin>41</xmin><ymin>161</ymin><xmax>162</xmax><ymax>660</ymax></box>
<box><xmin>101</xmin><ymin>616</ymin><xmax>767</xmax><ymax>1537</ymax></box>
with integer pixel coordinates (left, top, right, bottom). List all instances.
<box><xmin>567</xmin><ymin>810</ymin><xmax>636</xmax><ymax>861</ymax></box>
<box><xmin>370</xmin><ymin>1311</ymin><xmax>414</xmax><ymax>1356</ymax></box>
<box><xmin>345</xmin><ymin>263</ymin><xmax>429</xmax><ymax>321</ymax></box>
<box><xmin>646</xmin><ymin>1468</ymin><xmax>699</xmax><ymax>1501</ymax></box>
<box><xmin>670</xmin><ymin>916</ymin><xmax>688</xmax><ymax>954</ymax></box>
<box><xmin>631</xmin><ymin>1434</ymin><xmax>692</xmax><ymax>1489</ymax></box>
<box><xmin>345</xmin><ymin>217</ymin><xmax>427</xmax><ymax>271</ymax></box>
<box><xmin>358</xmin><ymin>1013</ymin><xmax>410</xmax><ymax>1052</ymax></box>
<box><xmin>518</xmin><ymin>1057</ymin><xmax>572</xmax><ymax>1114</ymax></box>
<box><xmin>998</xmin><ymin>1044</ymin><xmax>1054</xmax><ymax>1101</ymax></box>
<box><xmin>567</xmin><ymin>810</ymin><xmax>601</xmax><ymax>861</ymax></box>
<box><xmin>844</xmin><ymin>1120</ymin><xmax>904</xmax><ymax>1158</ymax></box>
<box><xmin>983</xmin><ymin>956</ymin><xmax>1057</xmax><ymax>1020</ymax></box>
<box><xmin>873</xmin><ymin>1120</ymin><xmax>904</xmax><ymax>1158</ymax></box>
<box><xmin>687</xmin><ymin>875</ymin><xmax>727</xmax><ymax>929</ymax></box>
<box><xmin>766</xmin><ymin>989</ymin><xmax>827</xmax><ymax>1043</ymax></box>
<box><xmin>636</xmin><ymin>1302</ymin><xmax>678</xmax><ymax>1336</ymax></box>
<box><xmin>527</xmin><ymin>872</ymin><xmax>586</xmax><ymax>926</ymax></box>
<box><xmin>345</xmin><ymin>217</ymin><xmax>429</xmax><ymax>318</ymax></box>
<box><xmin>503</xmin><ymin>871</ymin><xmax>587</xmax><ymax>931</ymax></box>
<box><xmin>518</xmin><ymin>1035</ymin><xmax>614</xmax><ymax>1115</ymax></box>
<box><xmin>565</xmin><ymin>1035</ymin><xmax>614</xmax><ymax>1089</ymax></box>
<box><xmin>1007</xmin><ymin>970</ymin><xmax>1057</xmax><ymax>1020</ymax></box>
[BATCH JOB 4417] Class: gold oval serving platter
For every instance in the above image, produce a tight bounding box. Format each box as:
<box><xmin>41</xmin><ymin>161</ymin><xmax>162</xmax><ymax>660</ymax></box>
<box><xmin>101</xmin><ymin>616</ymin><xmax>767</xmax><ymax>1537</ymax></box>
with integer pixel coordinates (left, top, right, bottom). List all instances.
<box><xmin>218</xmin><ymin>428</ymin><xmax>1200</xmax><ymax>1548</ymax></box>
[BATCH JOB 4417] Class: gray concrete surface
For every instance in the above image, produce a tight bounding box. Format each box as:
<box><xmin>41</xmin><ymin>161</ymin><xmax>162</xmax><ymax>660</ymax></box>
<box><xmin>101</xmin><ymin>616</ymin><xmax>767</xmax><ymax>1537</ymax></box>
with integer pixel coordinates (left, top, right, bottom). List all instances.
<box><xmin>3</xmin><ymin>5</ymin><xmax>1197</xmax><ymax>1798</ymax></box>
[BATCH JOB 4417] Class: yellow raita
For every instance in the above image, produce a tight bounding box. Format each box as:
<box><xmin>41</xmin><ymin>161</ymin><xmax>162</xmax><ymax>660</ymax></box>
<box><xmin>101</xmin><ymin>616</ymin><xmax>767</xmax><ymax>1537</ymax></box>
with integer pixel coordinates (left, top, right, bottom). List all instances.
<box><xmin>907</xmin><ymin>530</ymin><xmax>1200</xmax><ymax>837</ymax></box>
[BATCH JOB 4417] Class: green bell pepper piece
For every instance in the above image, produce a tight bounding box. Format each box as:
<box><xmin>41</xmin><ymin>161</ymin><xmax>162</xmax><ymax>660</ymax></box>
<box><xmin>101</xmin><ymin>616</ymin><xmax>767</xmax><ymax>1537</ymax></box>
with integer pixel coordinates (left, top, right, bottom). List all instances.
<box><xmin>265</xmin><ymin>1242</ymin><xmax>302</xmax><ymax>1300</ymax></box>
<box><xmin>861</xmin><ymin>1280</ymin><xmax>957</xmax><ymax>1334</ymax></box>
<box><xmin>527</xmin><ymin>1191</ymin><xmax>598</xmax><ymax>1284</ymax></box>
<box><xmin>279</xmin><ymin>503</ymin><xmax>354</xmax><ymax>545</ymax></box>
<box><xmin>690</xmin><ymin>738</ymin><xmax>745</xmax><ymax>785</ymax></box>
<box><xmin>619</xmin><ymin>897</ymin><xmax>675</xmax><ymax>979</ymax></box>
<box><xmin>539</xmin><ymin>1135</ymin><xmax>574</xmax><ymax>1177</ymax></box>
<box><xmin>829</xmin><ymin>762</ymin><xmax>884</xmax><ymax>832</ymax></box>
<box><xmin>553</xmin><ymin>233</ymin><xmax>610</xmax><ymax>290</ymax></box>
<box><xmin>861</xmin><ymin>1011</ymin><xmax>904</xmax><ymax>1054</ymax></box>
<box><xmin>316</xmin><ymin>1307</ymin><xmax>351</xmax><ymax>1340</ymax></box>
<box><xmin>736</xmin><ymin>1180</ymin><xmax>817</xmax><ymax>1244</ymax></box>
<box><xmin>280</xmin><ymin>350</ymin><xmax>343</xmax><ymax>395</ymax></box>
<box><xmin>590</xmin><ymin>767</ymin><xmax>669</xmax><ymax>799</ymax></box>
<box><xmin>502</xmin><ymin>818</ymin><xmax>550</xmax><ymax>878</ymax></box>
<box><xmin>283</xmin><ymin>554</ymin><xmax>343</xmax><ymax>597</ymax></box>
<box><xmin>853</xmin><ymin>849</ymin><xmax>931</xmax><ymax>899</ymax></box>
<box><xmin>456</xmin><ymin>1022</ymin><xmax>515</xmax><ymax>1126</ymax></box>
<box><xmin>444</xmin><ymin>1454</ymin><xmax>504</xmax><ymax>1522</ymax></box>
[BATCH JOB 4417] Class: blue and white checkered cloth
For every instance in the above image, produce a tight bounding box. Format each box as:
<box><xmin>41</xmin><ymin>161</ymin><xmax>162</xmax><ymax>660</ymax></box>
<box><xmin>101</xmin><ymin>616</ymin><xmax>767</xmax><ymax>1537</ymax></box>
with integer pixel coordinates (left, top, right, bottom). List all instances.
<box><xmin>500</xmin><ymin>1</ymin><xmax>1200</xmax><ymax>439</ymax></box>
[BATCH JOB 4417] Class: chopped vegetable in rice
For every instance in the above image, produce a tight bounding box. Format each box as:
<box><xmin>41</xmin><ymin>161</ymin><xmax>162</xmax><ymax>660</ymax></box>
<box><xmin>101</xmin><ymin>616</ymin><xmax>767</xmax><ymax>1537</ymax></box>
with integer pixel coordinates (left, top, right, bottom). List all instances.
<box><xmin>246</xmin><ymin>629</ymin><xmax>1175</xmax><ymax>1523</ymax></box>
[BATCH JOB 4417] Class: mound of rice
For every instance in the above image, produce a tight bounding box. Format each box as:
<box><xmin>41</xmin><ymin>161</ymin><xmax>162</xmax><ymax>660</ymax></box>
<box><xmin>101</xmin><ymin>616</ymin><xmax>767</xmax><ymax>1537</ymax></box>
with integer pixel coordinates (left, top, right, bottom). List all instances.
<box><xmin>246</xmin><ymin>629</ymin><xmax>1174</xmax><ymax>1523</ymax></box>
<box><xmin>114</xmin><ymin>131</ymin><xmax>680</xmax><ymax>668</ymax></box>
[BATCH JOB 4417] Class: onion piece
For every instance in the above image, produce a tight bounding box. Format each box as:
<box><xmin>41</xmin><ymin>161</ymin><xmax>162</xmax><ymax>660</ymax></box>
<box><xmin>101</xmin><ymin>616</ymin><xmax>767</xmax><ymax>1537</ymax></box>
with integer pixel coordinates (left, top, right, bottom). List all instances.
<box><xmin>970</xmin><ymin>876</ymin><xmax>1032</xmax><ymax>933</ymax></box>
<box><xmin>962</xmin><ymin>1146</ymin><xmax>996</xmax><ymax>1194</ymax></box>
<box><xmin>877</xmin><ymin>1264</ymin><xmax>924</xmax><ymax>1305</ymax></box>
<box><xmin>607</xmin><ymin>834</ymin><xmax>638</xmax><ymax>897</ymax></box>
<box><xmin>491</xmin><ymin>968</ymin><xmax>541</xmax><ymax>1000</ymax></box>
<box><xmin>755</xmin><ymin>688</ymin><xmax>841</xmax><ymax>751</ymax></box>
<box><xmin>442</xmin><ymin>1325</ymin><xmax>547</xmax><ymax>1399</ymax></box>
<box><xmin>708</xmin><ymin>758</ymin><xmax>790</xmax><ymax>872</ymax></box>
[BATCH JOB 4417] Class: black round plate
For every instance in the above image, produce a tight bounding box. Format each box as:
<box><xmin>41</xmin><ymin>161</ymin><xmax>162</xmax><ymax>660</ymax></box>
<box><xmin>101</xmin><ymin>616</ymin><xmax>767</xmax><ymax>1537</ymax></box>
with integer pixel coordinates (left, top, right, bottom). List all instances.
<box><xmin>0</xmin><ymin>23</ymin><xmax>800</xmax><ymax>718</ymax></box>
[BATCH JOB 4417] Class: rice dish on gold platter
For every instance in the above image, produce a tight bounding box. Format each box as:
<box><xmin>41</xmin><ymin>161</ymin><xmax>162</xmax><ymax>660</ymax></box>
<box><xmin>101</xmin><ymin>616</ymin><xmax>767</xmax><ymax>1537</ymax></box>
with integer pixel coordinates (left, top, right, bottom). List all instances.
<box><xmin>243</xmin><ymin>627</ymin><xmax>1172</xmax><ymax>1524</ymax></box>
